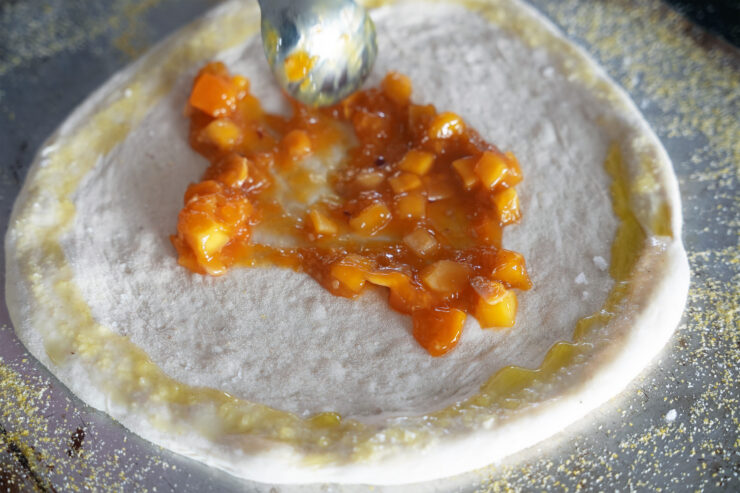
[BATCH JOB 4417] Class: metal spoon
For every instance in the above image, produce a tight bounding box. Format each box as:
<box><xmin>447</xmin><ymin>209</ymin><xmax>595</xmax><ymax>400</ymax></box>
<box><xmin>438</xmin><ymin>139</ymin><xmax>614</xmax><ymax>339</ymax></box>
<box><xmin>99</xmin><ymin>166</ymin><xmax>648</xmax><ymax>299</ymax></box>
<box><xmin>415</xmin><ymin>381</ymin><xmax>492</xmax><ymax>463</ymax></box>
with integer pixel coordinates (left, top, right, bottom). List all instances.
<box><xmin>257</xmin><ymin>0</ymin><xmax>377</xmax><ymax>107</ymax></box>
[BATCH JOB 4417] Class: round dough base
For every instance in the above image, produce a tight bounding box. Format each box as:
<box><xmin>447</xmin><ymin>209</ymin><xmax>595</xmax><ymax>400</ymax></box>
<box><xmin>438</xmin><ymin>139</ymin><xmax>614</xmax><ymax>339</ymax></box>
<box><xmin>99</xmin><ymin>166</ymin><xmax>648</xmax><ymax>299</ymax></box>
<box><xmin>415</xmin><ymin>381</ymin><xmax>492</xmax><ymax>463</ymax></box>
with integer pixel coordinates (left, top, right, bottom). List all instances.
<box><xmin>5</xmin><ymin>0</ymin><xmax>688</xmax><ymax>485</ymax></box>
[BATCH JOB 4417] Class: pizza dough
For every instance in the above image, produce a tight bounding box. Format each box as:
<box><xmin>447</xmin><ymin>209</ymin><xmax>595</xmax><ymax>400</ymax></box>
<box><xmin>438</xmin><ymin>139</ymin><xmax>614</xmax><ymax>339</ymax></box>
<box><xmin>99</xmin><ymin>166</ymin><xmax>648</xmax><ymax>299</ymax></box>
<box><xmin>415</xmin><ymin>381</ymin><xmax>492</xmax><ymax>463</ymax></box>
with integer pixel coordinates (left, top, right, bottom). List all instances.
<box><xmin>4</xmin><ymin>0</ymin><xmax>689</xmax><ymax>485</ymax></box>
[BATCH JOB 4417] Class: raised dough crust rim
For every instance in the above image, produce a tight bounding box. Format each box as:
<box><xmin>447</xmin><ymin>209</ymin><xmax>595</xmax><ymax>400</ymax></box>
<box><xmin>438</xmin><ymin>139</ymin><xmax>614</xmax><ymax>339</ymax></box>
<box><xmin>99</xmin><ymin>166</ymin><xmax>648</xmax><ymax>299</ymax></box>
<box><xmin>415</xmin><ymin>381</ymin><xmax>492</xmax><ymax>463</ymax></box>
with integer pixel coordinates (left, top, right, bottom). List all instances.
<box><xmin>4</xmin><ymin>0</ymin><xmax>689</xmax><ymax>484</ymax></box>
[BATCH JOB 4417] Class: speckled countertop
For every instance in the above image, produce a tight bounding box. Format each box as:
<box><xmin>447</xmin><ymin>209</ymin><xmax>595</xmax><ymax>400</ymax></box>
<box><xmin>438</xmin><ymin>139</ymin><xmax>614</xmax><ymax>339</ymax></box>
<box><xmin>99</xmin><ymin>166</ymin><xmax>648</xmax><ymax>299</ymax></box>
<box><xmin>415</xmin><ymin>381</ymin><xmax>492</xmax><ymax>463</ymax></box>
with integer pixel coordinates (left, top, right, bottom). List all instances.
<box><xmin>0</xmin><ymin>1</ymin><xmax>737</xmax><ymax>491</ymax></box>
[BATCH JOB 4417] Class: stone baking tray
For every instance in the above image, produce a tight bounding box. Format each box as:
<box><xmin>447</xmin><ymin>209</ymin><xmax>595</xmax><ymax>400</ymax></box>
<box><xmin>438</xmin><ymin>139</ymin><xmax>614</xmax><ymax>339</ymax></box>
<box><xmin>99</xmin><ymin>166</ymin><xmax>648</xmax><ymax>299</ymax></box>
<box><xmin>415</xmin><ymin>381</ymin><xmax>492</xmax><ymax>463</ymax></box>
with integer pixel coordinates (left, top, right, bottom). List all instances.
<box><xmin>0</xmin><ymin>0</ymin><xmax>737</xmax><ymax>491</ymax></box>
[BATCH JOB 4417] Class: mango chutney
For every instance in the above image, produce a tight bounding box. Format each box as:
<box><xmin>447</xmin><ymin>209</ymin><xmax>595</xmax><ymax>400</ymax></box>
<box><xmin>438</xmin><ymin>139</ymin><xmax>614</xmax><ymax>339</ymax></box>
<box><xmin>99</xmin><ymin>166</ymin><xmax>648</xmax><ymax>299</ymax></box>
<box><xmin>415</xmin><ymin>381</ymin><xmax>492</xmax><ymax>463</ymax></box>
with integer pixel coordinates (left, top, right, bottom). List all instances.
<box><xmin>172</xmin><ymin>62</ymin><xmax>532</xmax><ymax>356</ymax></box>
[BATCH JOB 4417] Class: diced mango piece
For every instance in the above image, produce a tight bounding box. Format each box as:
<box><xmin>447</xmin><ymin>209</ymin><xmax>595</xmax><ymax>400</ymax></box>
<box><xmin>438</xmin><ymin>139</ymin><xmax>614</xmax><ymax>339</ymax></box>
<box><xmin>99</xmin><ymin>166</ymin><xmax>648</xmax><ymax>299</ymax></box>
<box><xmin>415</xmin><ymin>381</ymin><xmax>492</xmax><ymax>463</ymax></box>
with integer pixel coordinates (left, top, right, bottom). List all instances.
<box><xmin>366</xmin><ymin>270</ymin><xmax>410</xmax><ymax>289</ymax></box>
<box><xmin>395</xmin><ymin>192</ymin><xmax>427</xmax><ymax>219</ymax></box>
<box><xmin>200</xmin><ymin>119</ymin><xmax>242</xmax><ymax>150</ymax></box>
<box><xmin>388</xmin><ymin>281</ymin><xmax>432</xmax><ymax>314</ymax></box>
<box><xmin>382</xmin><ymin>71</ymin><xmax>413</xmax><ymax>106</ymax></box>
<box><xmin>452</xmin><ymin>156</ymin><xmax>479</xmax><ymax>190</ymax></box>
<box><xmin>470</xmin><ymin>277</ymin><xmax>507</xmax><ymax>304</ymax></box>
<box><xmin>502</xmin><ymin>151</ymin><xmax>523</xmax><ymax>187</ymax></box>
<box><xmin>175</xmin><ymin>177</ymin><xmax>253</xmax><ymax>276</ymax></box>
<box><xmin>492</xmin><ymin>188</ymin><xmax>521</xmax><ymax>225</ymax></box>
<box><xmin>177</xmin><ymin>211</ymin><xmax>230</xmax><ymax>276</ymax></box>
<box><xmin>412</xmin><ymin>307</ymin><xmax>466</xmax><ymax>356</ymax></box>
<box><xmin>355</xmin><ymin>170</ymin><xmax>385</xmax><ymax>189</ymax></box>
<box><xmin>423</xmin><ymin>174</ymin><xmax>456</xmax><ymax>202</ymax></box>
<box><xmin>183</xmin><ymin>231</ymin><xmax>228</xmax><ymax>276</ymax></box>
<box><xmin>184</xmin><ymin>180</ymin><xmax>222</xmax><ymax>204</ymax></box>
<box><xmin>330</xmin><ymin>265</ymin><xmax>365</xmax><ymax>294</ymax></box>
<box><xmin>398</xmin><ymin>149</ymin><xmax>435</xmax><ymax>176</ymax></box>
<box><xmin>474</xmin><ymin>289</ymin><xmax>517</xmax><ymax>328</ymax></box>
<box><xmin>308</xmin><ymin>209</ymin><xmax>338</xmax><ymax>236</ymax></box>
<box><xmin>474</xmin><ymin>151</ymin><xmax>509</xmax><ymax>190</ymax></box>
<box><xmin>236</xmin><ymin>93</ymin><xmax>263</xmax><ymax>119</ymax></box>
<box><xmin>222</xmin><ymin>156</ymin><xmax>249</xmax><ymax>187</ymax></box>
<box><xmin>421</xmin><ymin>260</ymin><xmax>470</xmax><ymax>296</ymax></box>
<box><xmin>389</xmin><ymin>172</ymin><xmax>422</xmax><ymax>194</ymax></box>
<box><xmin>428</xmin><ymin>112</ymin><xmax>465</xmax><ymax>140</ymax></box>
<box><xmin>204</xmin><ymin>154</ymin><xmax>249</xmax><ymax>188</ymax></box>
<box><xmin>202</xmin><ymin>228</ymin><xmax>230</xmax><ymax>258</ymax></box>
<box><xmin>329</xmin><ymin>255</ymin><xmax>372</xmax><ymax>294</ymax></box>
<box><xmin>201</xmin><ymin>153</ymin><xmax>249</xmax><ymax>191</ymax></box>
<box><xmin>349</xmin><ymin>202</ymin><xmax>392</xmax><ymax>235</ymax></box>
<box><xmin>365</xmin><ymin>270</ymin><xmax>431</xmax><ymax>313</ymax></box>
<box><xmin>473</xmin><ymin>214</ymin><xmax>502</xmax><ymax>246</ymax></box>
<box><xmin>189</xmin><ymin>72</ymin><xmax>237</xmax><ymax>117</ymax></box>
<box><xmin>230</xmin><ymin>75</ymin><xmax>250</xmax><ymax>98</ymax></box>
<box><xmin>282</xmin><ymin>129</ymin><xmax>312</xmax><ymax>160</ymax></box>
<box><xmin>491</xmin><ymin>250</ymin><xmax>532</xmax><ymax>290</ymax></box>
<box><xmin>180</xmin><ymin>212</ymin><xmax>229</xmax><ymax>260</ymax></box>
<box><xmin>196</xmin><ymin>61</ymin><xmax>230</xmax><ymax>80</ymax></box>
<box><xmin>403</xmin><ymin>229</ymin><xmax>438</xmax><ymax>257</ymax></box>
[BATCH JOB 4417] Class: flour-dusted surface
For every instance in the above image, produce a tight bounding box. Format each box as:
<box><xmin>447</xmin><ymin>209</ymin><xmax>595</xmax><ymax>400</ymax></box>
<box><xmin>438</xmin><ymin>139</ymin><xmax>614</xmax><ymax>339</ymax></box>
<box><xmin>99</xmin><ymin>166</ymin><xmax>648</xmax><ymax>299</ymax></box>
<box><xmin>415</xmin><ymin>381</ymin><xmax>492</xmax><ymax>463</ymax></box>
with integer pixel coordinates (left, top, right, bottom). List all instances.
<box><xmin>65</xmin><ymin>4</ymin><xmax>616</xmax><ymax>419</ymax></box>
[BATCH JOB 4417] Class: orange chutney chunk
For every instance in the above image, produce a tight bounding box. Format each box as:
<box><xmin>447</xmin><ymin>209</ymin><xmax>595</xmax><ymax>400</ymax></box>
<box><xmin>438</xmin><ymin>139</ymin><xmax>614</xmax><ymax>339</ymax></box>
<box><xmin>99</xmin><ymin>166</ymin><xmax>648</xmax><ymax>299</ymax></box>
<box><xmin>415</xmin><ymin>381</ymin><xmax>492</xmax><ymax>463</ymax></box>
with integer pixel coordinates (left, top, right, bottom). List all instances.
<box><xmin>173</xmin><ymin>63</ymin><xmax>532</xmax><ymax>356</ymax></box>
<box><xmin>412</xmin><ymin>307</ymin><xmax>466</xmax><ymax>356</ymax></box>
<box><xmin>474</xmin><ymin>289</ymin><xmax>518</xmax><ymax>328</ymax></box>
<box><xmin>189</xmin><ymin>72</ymin><xmax>238</xmax><ymax>118</ymax></box>
<box><xmin>381</xmin><ymin>71</ymin><xmax>412</xmax><ymax>106</ymax></box>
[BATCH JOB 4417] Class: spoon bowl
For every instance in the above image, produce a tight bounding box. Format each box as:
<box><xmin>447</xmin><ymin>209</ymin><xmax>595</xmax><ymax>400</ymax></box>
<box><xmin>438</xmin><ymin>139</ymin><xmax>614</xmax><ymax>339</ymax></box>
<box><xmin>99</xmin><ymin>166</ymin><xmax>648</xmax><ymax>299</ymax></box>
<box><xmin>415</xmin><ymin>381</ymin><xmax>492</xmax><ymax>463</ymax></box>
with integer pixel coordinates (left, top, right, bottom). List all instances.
<box><xmin>258</xmin><ymin>0</ymin><xmax>377</xmax><ymax>107</ymax></box>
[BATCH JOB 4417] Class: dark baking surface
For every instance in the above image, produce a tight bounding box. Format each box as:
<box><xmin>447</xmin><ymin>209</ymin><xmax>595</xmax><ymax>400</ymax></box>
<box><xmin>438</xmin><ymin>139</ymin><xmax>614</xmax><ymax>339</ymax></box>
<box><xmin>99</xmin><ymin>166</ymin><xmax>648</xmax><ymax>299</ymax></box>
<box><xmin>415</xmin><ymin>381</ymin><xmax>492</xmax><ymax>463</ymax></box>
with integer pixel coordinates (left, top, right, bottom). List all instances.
<box><xmin>663</xmin><ymin>0</ymin><xmax>740</xmax><ymax>47</ymax></box>
<box><xmin>1</xmin><ymin>0</ymin><xmax>738</xmax><ymax>491</ymax></box>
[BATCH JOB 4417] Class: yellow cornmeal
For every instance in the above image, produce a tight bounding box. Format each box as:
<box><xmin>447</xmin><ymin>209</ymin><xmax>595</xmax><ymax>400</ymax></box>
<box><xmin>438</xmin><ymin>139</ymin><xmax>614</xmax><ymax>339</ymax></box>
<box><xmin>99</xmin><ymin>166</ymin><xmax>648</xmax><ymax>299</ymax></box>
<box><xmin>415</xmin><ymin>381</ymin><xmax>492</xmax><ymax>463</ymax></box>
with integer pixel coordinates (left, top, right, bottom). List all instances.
<box><xmin>8</xmin><ymin>0</ymin><xmax>674</xmax><ymax>465</ymax></box>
